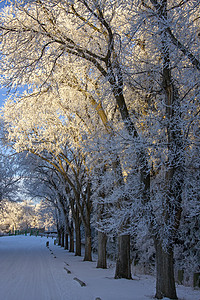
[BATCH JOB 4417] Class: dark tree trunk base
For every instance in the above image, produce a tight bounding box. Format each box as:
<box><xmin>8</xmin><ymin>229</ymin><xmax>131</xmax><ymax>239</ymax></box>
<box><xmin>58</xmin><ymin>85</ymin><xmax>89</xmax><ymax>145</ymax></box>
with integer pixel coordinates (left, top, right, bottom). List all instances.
<box><xmin>69</xmin><ymin>234</ymin><xmax>74</xmax><ymax>252</ymax></box>
<box><xmin>61</xmin><ymin>229</ymin><xmax>65</xmax><ymax>248</ymax></box>
<box><xmin>154</xmin><ymin>239</ymin><xmax>177</xmax><ymax>299</ymax></box>
<box><xmin>97</xmin><ymin>231</ymin><xmax>107</xmax><ymax>269</ymax></box>
<box><xmin>75</xmin><ymin>219</ymin><xmax>81</xmax><ymax>256</ymax></box>
<box><xmin>115</xmin><ymin>234</ymin><xmax>131</xmax><ymax>279</ymax></box>
<box><xmin>84</xmin><ymin>234</ymin><xmax>92</xmax><ymax>261</ymax></box>
<box><xmin>58</xmin><ymin>229</ymin><xmax>61</xmax><ymax>246</ymax></box>
<box><xmin>64</xmin><ymin>233</ymin><xmax>68</xmax><ymax>250</ymax></box>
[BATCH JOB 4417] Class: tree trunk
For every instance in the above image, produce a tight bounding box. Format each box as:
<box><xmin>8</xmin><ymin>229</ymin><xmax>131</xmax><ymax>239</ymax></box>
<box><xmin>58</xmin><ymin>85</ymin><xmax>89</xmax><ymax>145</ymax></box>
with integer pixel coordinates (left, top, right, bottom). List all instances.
<box><xmin>69</xmin><ymin>222</ymin><xmax>74</xmax><ymax>252</ymax></box>
<box><xmin>61</xmin><ymin>228</ymin><xmax>65</xmax><ymax>248</ymax></box>
<box><xmin>115</xmin><ymin>234</ymin><xmax>131</xmax><ymax>279</ymax></box>
<box><xmin>58</xmin><ymin>229</ymin><xmax>61</xmax><ymax>246</ymax></box>
<box><xmin>154</xmin><ymin>239</ymin><xmax>177</xmax><ymax>299</ymax></box>
<box><xmin>78</xmin><ymin>183</ymin><xmax>92</xmax><ymax>261</ymax></box>
<box><xmin>64</xmin><ymin>233</ymin><xmax>68</xmax><ymax>250</ymax></box>
<box><xmin>84</xmin><ymin>227</ymin><xmax>92</xmax><ymax>261</ymax></box>
<box><xmin>97</xmin><ymin>231</ymin><xmax>107</xmax><ymax>269</ymax></box>
<box><xmin>75</xmin><ymin>217</ymin><xmax>81</xmax><ymax>256</ymax></box>
<box><xmin>151</xmin><ymin>2</ymin><xmax>183</xmax><ymax>299</ymax></box>
<box><xmin>69</xmin><ymin>233</ymin><xmax>74</xmax><ymax>252</ymax></box>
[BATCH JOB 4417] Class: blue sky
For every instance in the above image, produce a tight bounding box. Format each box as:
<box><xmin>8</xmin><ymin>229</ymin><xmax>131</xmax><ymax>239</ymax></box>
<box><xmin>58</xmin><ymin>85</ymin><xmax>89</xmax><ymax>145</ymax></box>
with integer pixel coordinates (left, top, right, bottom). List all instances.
<box><xmin>0</xmin><ymin>88</ymin><xmax>8</xmax><ymax>107</ymax></box>
<box><xmin>0</xmin><ymin>1</ymin><xmax>5</xmax><ymax>9</ymax></box>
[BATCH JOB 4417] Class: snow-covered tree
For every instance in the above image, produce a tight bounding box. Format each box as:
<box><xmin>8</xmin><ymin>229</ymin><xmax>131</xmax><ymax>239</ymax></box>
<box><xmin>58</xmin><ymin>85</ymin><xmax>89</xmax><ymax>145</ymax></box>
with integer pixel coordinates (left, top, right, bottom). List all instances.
<box><xmin>0</xmin><ymin>198</ymin><xmax>57</xmax><ymax>233</ymax></box>
<box><xmin>0</xmin><ymin>1</ymin><xmax>200</xmax><ymax>299</ymax></box>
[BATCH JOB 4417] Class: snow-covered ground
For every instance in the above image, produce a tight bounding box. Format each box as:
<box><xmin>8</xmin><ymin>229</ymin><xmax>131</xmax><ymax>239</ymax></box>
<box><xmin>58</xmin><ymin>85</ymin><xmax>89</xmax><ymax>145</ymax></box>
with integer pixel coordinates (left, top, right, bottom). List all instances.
<box><xmin>0</xmin><ymin>236</ymin><xmax>199</xmax><ymax>300</ymax></box>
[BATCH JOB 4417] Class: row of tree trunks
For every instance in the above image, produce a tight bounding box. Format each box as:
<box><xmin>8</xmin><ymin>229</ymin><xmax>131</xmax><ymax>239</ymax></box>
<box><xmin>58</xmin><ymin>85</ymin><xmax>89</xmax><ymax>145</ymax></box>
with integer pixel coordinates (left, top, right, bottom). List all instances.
<box><xmin>58</xmin><ymin>212</ymin><xmax>108</xmax><ymax>270</ymax></box>
<box><xmin>58</xmin><ymin>220</ymin><xmax>75</xmax><ymax>254</ymax></box>
<box><xmin>96</xmin><ymin>232</ymin><xmax>131</xmax><ymax>279</ymax></box>
<box><xmin>57</xmin><ymin>192</ymin><xmax>132</xmax><ymax>278</ymax></box>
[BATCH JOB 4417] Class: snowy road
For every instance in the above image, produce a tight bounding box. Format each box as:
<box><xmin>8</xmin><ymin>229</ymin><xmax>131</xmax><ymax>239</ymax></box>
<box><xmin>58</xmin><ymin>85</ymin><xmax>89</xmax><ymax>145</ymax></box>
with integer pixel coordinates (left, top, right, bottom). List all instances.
<box><xmin>0</xmin><ymin>236</ymin><xmax>76</xmax><ymax>300</ymax></box>
<box><xmin>0</xmin><ymin>236</ymin><xmax>199</xmax><ymax>300</ymax></box>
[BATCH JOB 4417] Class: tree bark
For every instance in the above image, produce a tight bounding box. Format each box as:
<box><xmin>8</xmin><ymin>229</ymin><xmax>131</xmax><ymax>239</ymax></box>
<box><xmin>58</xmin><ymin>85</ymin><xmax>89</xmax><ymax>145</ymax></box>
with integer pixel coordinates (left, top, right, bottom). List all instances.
<box><xmin>84</xmin><ymin>227</ymin><xmax>92</xmax><ymax>261</ymax></box>
<box><xmin>152</xmin><ymin>2</ymin><xmax>183</xmax><ymax>298</ymax></box>
<box><xmin>115</xmin><ymin>235</ymin><xmax>131</xmax><ymax>279</ymax></box>
<box><xmin>57</xmin><ymin>228</ymin><xmax>61</xmax><ymax>246</ymax></box>
<box><xmin>69</xmin><ymin>233</ymin><xmax>74</xmax><ymax>252</ymax></box>
<box><xmin>69</xmin><ymin>222</ymin><xmax>74</xmax><ymax>252</ymax></box>
<box><xmin>108</xmin><ymin>62</ymin><xmax>148</xmax><ymax>281</ymax></box>
<box><xmin>61</xmin><ymin>228</ymin><xmax>65</xmax><ymax>248</ymax></box>
<box><xmin>75</xmin><ymin>217</ymin><xmax>81</xmax><ymax>256</ymax></box>
<box><xmin>64</xmin><ymin>233</ymin><xmax>68</xmax><ymax>250</ymax></box>
<box><xmin>154</xmin><ymin>239</ymin><xmax>177</xmax><ymax>299</ymax></box>
<box><xmin>97</xmin><ymin>231</ymin><xmax>107</xmax><ymax>269</ymax></box>
<box><xmin>75</xmin><ymin>182</ymin><xmax>92</xmax><ymax>261</ymax></box>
